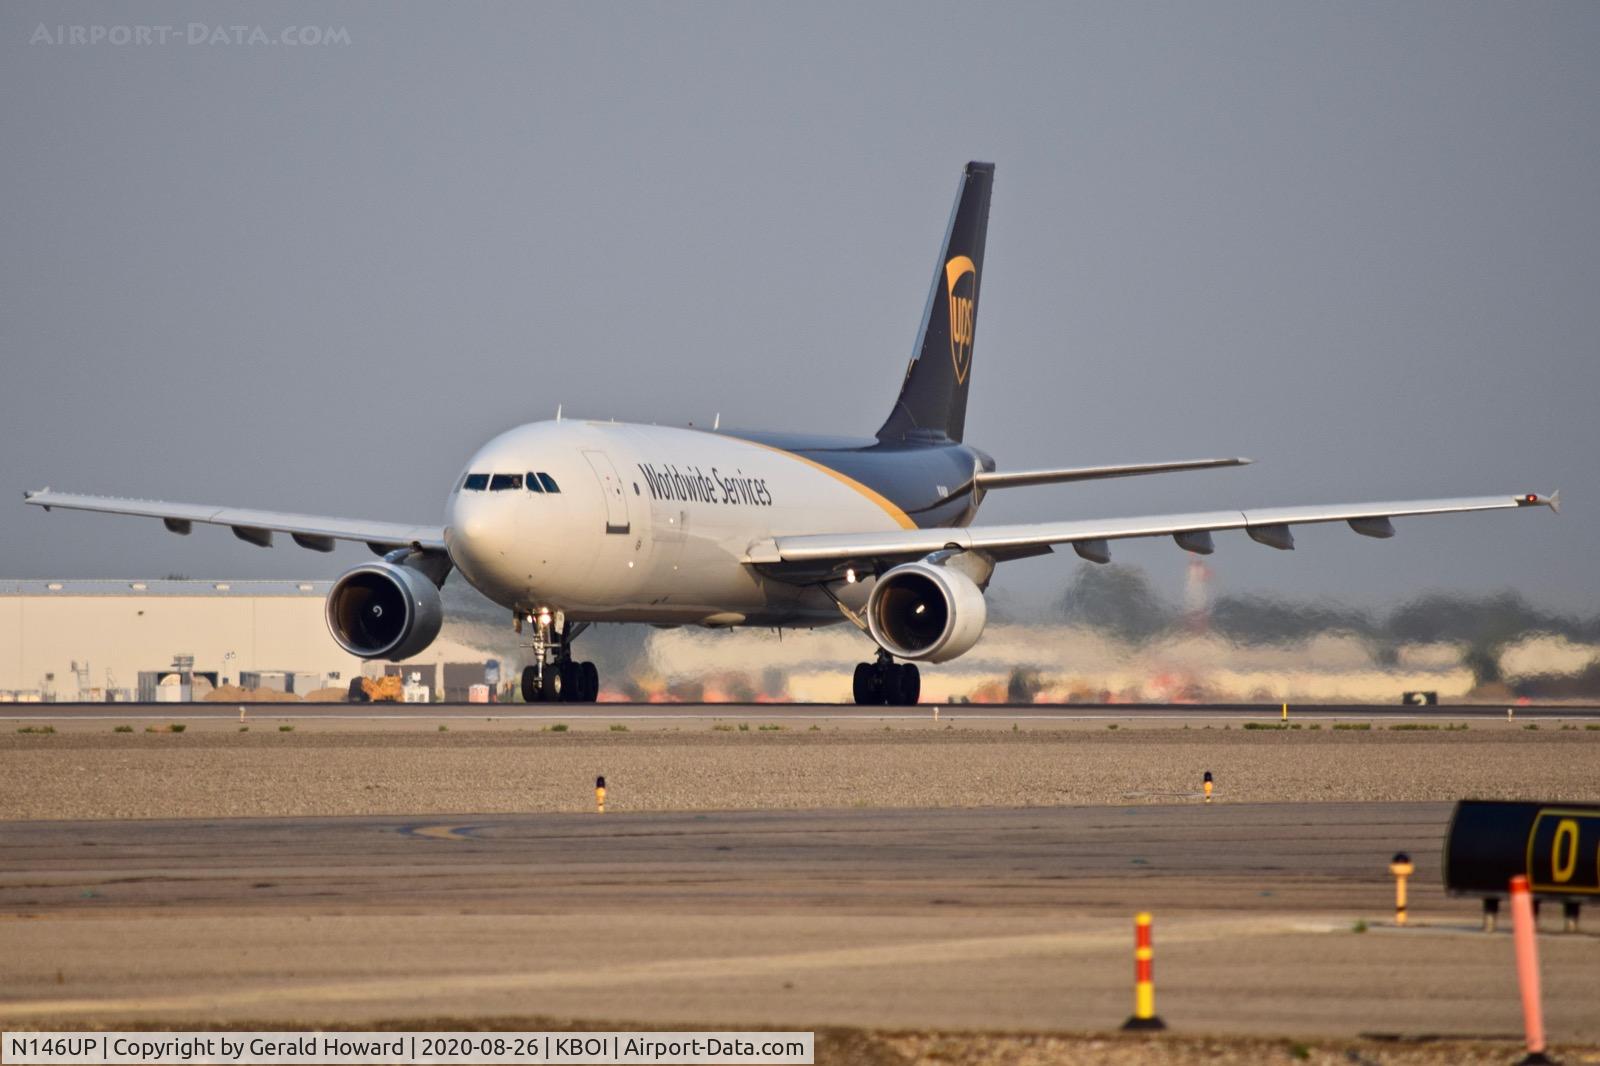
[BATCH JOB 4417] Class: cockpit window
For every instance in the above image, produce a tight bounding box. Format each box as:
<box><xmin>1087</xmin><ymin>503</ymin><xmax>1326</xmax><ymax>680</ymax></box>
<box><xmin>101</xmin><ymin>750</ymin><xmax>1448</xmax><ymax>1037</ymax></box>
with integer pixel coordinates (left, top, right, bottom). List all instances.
<box><xmin>462</xmin><ymin>473</ymin><xmax>490</xmax><ymax>491</ymax></box>
<box><xmin>489</xmin><ymin>473</ymin><xmax>523</xmax><ymax>491</ymax></box>
<box><xmin>525</xmin><ymin>472</ymin><xmax>544</xmax><ymax>493</ymax></box>
<box><xmin>537</xmin><ymin>472</ymin><xmax>561</xmax><ymax>493</ymax></box>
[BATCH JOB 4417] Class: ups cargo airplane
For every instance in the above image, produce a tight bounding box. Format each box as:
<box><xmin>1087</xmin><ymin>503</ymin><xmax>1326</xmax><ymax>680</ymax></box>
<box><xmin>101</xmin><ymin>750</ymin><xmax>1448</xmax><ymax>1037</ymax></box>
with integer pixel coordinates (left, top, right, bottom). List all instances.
<box><xmin>25</xmin><ymin>162</ymin><xmax>1557</xmax><ymax>705</ymax></box>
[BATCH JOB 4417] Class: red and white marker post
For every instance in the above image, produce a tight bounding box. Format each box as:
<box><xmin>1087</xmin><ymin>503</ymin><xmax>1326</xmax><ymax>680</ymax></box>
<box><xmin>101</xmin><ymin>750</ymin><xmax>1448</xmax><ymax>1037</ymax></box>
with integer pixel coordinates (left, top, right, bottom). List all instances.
<box><xmin>1510</xmin><ymin>875</ymin><xmax>1556</xmax><ymax>1066</ymax></box>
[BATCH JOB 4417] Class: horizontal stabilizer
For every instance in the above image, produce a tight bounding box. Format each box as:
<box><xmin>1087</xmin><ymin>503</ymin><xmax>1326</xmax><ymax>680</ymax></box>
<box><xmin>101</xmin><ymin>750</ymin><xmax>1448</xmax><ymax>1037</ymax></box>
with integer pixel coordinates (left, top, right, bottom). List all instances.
<box><xmin>975</xmin><ymin>457</ymin><xmax>1250</xmax><ymax>490</ymax></box>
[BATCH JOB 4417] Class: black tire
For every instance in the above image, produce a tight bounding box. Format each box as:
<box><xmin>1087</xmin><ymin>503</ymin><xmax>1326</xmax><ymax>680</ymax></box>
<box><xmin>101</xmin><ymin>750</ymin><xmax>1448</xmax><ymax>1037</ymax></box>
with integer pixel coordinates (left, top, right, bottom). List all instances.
<box><xmin>559</xmin><ymin>660</ymin><xmax>581</xmax><ymax>703</ymax></box>
<box><xmin>853</xmin><ymin>662</ymin><xmax>879</xmax><ymax>705</ymax></box>
<box><xmin>543</xmin><ymin>662</ymin><xmax>566</xmax><ymax>702</ymax></box>
<box><xmin>898</xmin><ymin>663</ymin><xmax>921</xmax><ymax>705</ymax></box>
<box><xmin>348</xmin><ymin>677</ymin><xmax>369</xmax><ymax>704</ymax></box>
<box><xmin>881</xmin><ymin>663</ymin><xmax>904</xmax><ymax>706</ymax></box>
<box><xmin>522</xmin><ymin>665</ymin><xmax>542</xmax><ymax>703</ymax></box>
<box><xmin>580</xmin><ymin>661</ymin><xmax>600</xmax><ymax>702</ymax></box>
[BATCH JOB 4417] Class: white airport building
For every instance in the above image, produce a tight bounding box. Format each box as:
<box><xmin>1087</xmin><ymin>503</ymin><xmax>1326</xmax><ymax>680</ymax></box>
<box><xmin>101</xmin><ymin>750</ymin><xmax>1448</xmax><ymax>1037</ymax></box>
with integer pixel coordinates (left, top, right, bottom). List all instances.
<box><xmin>0</xmin><ymin>580</ymin><xmax>493</xmax><ymax>702</ymax></box>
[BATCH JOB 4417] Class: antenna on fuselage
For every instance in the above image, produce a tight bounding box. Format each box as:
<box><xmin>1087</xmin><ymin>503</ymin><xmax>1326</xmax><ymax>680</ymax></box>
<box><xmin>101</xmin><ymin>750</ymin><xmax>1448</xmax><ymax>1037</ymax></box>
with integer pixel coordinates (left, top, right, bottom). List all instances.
<box><xmin>713</xmin><ymin>412</ymin><xmax>720</xmax><ymax>431</ymax></box>
<box><xmin>555</xmin><ymin>404</ymin><xmax>562</xmax><ymax>422</ymax></box>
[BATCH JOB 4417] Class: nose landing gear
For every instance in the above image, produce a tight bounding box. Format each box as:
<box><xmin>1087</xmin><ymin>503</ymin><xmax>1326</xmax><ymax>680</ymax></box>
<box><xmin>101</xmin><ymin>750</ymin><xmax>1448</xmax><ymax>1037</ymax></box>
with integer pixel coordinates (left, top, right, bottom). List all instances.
<box><xmin>852</xmin><ymin>649</ymin><xmax>920</xmax><ymax>706</ymax></box>
<box><xmin>518</xmin><ymin>610</ymin><xmax>601</xmax><ymax>703</ymax></box>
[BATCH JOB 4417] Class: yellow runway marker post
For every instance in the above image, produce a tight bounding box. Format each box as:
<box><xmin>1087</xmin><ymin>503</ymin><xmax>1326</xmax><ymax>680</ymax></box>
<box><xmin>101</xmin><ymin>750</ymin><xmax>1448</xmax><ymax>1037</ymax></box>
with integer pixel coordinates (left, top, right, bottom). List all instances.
<box><xmin>1389</xmin><ymin>852</ymin><xmax>1413</xmax><ymax>926</ymax></box>
<box><xmin>595</xmin><ymin>775</ymin><xmax>606</xmax><ymax>814</ymax></box>
<box><xmin>1202</xmin><ymin>771</ymin><xmax>1213</xmax><ymax>804</ymax></box>
<box><xmin>1120</xmin><ymin>912</ymin><xmax>1166</xmax><ymax>1031</ymax></box>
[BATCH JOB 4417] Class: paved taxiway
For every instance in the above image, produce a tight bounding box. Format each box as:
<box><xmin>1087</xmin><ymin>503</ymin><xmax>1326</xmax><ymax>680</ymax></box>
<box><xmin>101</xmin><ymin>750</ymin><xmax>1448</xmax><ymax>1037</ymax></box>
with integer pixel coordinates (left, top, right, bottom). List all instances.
<box><xmin>7</xmin><ymin>701</ymin><xmax>1600</xmax><ymax>724</ymax></box>
<box><xmin>2</xmin><ymin>803</ymin><xmax>1596</xmax><ymax>1042</ymax></box>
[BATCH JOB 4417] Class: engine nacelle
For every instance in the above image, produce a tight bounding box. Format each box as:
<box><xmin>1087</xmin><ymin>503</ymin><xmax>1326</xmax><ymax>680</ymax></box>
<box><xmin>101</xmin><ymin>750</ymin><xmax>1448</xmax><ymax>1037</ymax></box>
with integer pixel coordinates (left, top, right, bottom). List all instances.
<box><xmin>325</xmin><ymin>561</ymin><xmax>443</xmax><ymax>661</ymax></box>
<box><xmin>866</xmin><ymin>559</ymin><xmax>988</xmax><ymax>663</ymax></box>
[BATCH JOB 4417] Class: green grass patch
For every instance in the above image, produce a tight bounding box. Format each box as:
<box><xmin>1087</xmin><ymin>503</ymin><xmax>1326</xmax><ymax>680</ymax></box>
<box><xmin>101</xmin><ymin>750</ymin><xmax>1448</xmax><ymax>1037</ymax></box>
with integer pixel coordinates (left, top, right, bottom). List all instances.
<box><xmin>713</xmin><ymin>724</ymin><xmax>735</xmax><ymax>732</ymax></box>
<box><xmin>609</xmin><ymin>724</ymin><xmax>629</xmax><ymax>732</ymax></box>
<box><xmin>1389</xmin><ymin>723</ymin><xmax>1439</xmax><ymax>731</ymax></box>
<box><xmin>238</xmin><ymin>726</ymin><xmax>249</xmax><ymax>732</ymax></box>
<box><xmin>808</xmin><ymin>724</ymin><xmax>821</xmax><ymax>732</ymax></box>
<box><xmin>1243</xmin><ymin>722</ymin><xmax>1288</xmax><ymax>731</ymax></box>
<box><xmin>438</xmin><ymin>724</ymin><xmax>449</xmax><ymax>732</ymax></box>
<box><xmin>1106</xmin><ymin>723</ymin><xmax>1118</xmax><ymax>730</ymax></box>
<box><xmin>737</xmin><ymin>722</ymin><xmax>750</xmax><ymax>732</ymax></box>
<box><xmin>114</xmin><ymin>724</ymin><xmax>134</xmax><ymax>733</ymax></box>
<box><xmin>278</xmin><ymin>724</ymin><xmax>294</xmax><ymax>733</ymax></box>
<box><xmin>1352</xmin><ymin>919</ymin><xmax>1368</xmax><ymax>933</ymax></box>
<box><xmin>16</xmin><ymin>725</ymin><xmax>55</xmax><ymax>735</ymax></box>
<box><xmin>168</xmin><ymin>723</ymin><xmax>186</xmax><ymax>733</ymax></box>
<box><xmin>549</xmin><ymin>723</ymin><xmax>568</xmax><ymax>732</ymax></box>
<box><xmin>758</xmin><ymin>724</ymin><xmax>783</xmax><ymax>731</ymax></box>
<box><xmin>1307</xmin><ymin>723</ymin><xmax>1321</xmax><ymax>730</ymax></box>
<box><xmin>1524</xmin><ymin>723</ymin><xmax>1539</xmax><ymax>731</ymax></box>
<box><xmin>1333</xmin><ymin>722</ymin><xmax>1371</xmax><ymax>731</ymax></box>
<box><xmin>1587</xmin><ymin>724</ymin><xmax>1600</xmax><ymax>731</ymax></box>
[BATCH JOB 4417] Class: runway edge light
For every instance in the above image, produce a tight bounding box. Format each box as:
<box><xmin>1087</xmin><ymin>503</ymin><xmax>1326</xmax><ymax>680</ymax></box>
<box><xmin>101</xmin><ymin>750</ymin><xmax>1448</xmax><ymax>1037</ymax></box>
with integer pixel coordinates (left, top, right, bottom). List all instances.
<box><xmin>1389</xmin><ymin>853</ymin><xmax>1414</xmax><ymax>926</ymax></box>
<box><xmin>595</xmin><ymin>776</ymin><xmax>606</xmax><ymax>814</ymax></box>
<box><xmin>1202</xmin><ymin>771</ymin><xmax>1213</xmax><ymax>804</ymax></box>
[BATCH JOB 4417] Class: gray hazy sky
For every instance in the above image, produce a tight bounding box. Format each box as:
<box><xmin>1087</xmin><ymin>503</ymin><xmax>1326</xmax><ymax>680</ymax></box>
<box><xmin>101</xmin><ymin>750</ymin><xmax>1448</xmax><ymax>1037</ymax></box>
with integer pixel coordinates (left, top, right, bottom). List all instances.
<box><xmin>3</xmin><ymin>2</ymin><xmax>1596</xmax><ymax>617</ymax></box>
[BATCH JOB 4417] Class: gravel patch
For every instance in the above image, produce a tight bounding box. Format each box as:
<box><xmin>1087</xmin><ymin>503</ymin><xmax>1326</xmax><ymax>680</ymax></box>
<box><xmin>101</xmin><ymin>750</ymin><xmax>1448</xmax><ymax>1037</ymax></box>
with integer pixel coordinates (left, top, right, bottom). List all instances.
<box><xmin>3</xmin><ymin>728</ymin><xmax>1597</xmax><ymax>821</ymax></box>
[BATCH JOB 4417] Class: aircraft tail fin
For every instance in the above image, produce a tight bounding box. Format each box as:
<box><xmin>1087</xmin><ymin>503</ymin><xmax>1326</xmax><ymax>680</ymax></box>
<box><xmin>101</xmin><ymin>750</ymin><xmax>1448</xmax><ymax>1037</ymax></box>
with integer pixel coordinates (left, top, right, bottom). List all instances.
<box><xmin>877</xmin><ymin>161</ymin><xmax>994</xmax><ymax>444</ymax></box>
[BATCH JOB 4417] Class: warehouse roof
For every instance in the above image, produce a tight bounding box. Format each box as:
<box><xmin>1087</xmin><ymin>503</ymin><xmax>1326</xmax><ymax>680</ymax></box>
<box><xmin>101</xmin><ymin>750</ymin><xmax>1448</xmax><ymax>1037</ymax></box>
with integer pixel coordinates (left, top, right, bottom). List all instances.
<box><xmin>0</xmin><ymin>580</ymin><xmax>330</xmax><ymax>597</ymax></box>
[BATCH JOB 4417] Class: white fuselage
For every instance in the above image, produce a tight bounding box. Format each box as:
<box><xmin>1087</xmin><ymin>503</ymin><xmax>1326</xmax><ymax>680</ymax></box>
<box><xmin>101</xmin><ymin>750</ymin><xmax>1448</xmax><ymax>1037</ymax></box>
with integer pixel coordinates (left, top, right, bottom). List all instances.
<box><xmin>443</xmin><ymin>421</ymin><xmax>911</xmax><ymax>626</ymax></box>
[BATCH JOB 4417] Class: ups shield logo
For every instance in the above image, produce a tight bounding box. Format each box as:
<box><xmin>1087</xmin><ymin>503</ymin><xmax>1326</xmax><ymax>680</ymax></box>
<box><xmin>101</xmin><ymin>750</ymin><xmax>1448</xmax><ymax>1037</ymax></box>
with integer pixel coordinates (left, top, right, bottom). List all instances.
<box><xmin>944</xmin><ymin>255</ymin><xmax>977</xmax><ymax>384</ymax></box>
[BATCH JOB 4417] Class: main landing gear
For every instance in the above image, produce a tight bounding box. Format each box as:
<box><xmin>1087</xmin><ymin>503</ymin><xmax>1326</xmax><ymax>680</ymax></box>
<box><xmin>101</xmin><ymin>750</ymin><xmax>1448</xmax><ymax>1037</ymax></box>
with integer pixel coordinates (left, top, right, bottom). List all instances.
<box><xmin>852</xmin><ymin>649</ymin><xmax>920</xmax><ymax>706</ymax></box>
<box><xmin>519</xmin><ymin>611</ymin><xmax>600</xmax><ymax>703</ymax></box>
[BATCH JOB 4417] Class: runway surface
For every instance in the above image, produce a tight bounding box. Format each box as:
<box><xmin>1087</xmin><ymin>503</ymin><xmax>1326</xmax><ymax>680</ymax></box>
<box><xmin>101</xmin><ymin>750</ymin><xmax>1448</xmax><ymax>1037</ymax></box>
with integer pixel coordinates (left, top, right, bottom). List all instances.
<box><xmin>6</xmin><ymin>700</ymin><xmax>1600</xmax><ymax>723</ymax></box>
<box><xmin>2</xmin><ymin>803</ymin><xmax>1596</xmax><ymax>1041</ymax></box>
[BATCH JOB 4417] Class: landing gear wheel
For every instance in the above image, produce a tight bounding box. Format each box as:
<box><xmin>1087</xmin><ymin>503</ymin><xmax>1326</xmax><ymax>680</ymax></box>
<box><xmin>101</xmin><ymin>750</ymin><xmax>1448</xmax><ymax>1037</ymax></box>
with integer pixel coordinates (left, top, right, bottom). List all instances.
<box><xmin>895</xmin><ymin>663</ymin><xmax>921</xmax><ymax>706</ymax></box>
<box><xmin>580</xmin><ymin>661</ymin><xmax>600</xmax><ymax>702</ymax></box>
<box><xmin>521</xmin><ymin>665</ymin><xmax>543</xmax><ymax>703</ymax></box>
<box><xmin>882</xmin><ymin>663</ymin><xmax>905</xmax><ymax>706</ymax></box>
<box><xmin>853</xmin><ymin>663</ymin><xmax>880</xmax><ymax>705</ymax></box>
<box><xmin>348</xmin><ymin>677</ymin><xmax>370</xmax><ymax>704</ymax></box>
<box><xmin>543</xmin><ymin>662</ymin><xmax>567</xmax><ymax>702</ymax></box>
<box><xmin>558</xmin><ymin>660</ymin><xmax>583</xmax><ymax>702</ymax></box>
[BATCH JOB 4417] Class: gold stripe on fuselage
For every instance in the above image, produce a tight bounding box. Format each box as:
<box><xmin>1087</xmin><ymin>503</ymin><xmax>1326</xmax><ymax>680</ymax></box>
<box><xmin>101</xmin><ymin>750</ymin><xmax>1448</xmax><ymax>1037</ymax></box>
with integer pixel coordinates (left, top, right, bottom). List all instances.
<box><xmin>740</xmin><ymin>440</ymin><xmax>917</xmax><ymax>531</ymax></box>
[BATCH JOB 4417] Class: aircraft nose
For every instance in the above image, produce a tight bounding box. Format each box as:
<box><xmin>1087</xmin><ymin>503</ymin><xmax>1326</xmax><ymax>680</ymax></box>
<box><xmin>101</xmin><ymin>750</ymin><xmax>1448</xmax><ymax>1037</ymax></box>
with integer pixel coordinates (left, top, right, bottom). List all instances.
<box><xmin>445</xmin><ymin>491</ymin><xmax>500</xmax><ymax>585</ymax></box>
<box><xmin>447</xmin><ymin>490</ymin><xmax>489</xmax><ymax>544</ymax></box>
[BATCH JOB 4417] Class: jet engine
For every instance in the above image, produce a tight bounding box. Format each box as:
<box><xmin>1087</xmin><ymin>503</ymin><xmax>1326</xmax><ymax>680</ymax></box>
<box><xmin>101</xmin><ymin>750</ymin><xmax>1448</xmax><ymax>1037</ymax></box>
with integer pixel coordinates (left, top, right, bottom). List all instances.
<box><xmin>325</xmin><ymin>561</ymin><xmax>443</xmax><ymax>660</ymax></box>
<box><xmin>865</xmin><ymin>558</ymin><xmax>988</xmax><ymax>663</ymax></box>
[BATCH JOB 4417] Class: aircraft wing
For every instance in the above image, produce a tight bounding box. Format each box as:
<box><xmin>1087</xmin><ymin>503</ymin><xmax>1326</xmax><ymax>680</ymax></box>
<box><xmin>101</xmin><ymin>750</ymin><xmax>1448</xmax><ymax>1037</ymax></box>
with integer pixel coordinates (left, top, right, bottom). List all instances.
<box><xmin>22</xmin><ymin>489</ymin><xmax>445</xmax><ymax>555</ymax></box>
<box><xmin>745</xmin><ymin>491</ymin><xmax>1558</xmax><ymax>570</ymax></box>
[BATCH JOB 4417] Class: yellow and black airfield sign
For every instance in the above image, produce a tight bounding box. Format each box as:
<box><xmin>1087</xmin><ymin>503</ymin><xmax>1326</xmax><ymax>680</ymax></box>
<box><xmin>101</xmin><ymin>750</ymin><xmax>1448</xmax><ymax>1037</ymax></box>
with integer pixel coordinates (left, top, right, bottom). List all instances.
<box><xmin>1526</xmin><ymin>808</ymin><xmax>1600</xmax><ymax>893</ymax></box>
<box><xmin>1444</xmin><ymin>800</ymin><xmax>1600</xmax><ymax>897</ymax></box>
